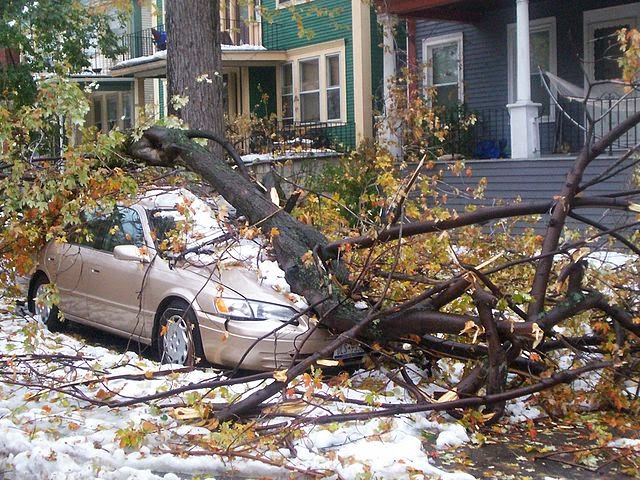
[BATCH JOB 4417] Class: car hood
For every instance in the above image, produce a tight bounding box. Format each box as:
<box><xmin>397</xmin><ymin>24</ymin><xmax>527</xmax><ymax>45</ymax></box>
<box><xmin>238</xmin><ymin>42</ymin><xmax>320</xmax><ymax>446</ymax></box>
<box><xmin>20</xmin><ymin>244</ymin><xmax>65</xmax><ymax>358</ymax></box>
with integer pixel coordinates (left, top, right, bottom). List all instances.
<box><xmin>178</xmin><ymin>258</ymin><xmax>308</xmax><ymax>314</ymax></box>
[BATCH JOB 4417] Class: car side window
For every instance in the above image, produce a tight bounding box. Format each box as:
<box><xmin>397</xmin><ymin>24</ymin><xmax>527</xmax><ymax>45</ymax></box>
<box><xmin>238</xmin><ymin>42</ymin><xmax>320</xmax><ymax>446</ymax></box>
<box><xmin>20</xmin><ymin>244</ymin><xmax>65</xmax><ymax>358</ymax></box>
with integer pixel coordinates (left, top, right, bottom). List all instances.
<box><xmin>100</xmin><ymin>208</ymin><xmax>146</xmax><ymax>252</ymax></box>
<box><xmin>68</xmin><ymin>211</ymin><xmax>111</xmax><ymax>249</ymax></box>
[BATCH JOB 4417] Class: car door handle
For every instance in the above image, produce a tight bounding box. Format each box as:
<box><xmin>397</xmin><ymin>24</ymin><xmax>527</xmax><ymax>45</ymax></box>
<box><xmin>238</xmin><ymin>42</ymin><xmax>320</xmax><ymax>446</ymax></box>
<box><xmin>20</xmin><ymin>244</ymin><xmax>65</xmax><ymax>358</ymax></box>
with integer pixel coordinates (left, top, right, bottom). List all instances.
<box><xmin>91</xmin><ymin>268</ymin><xmax>101</xmax><ymax>274</ymax></box>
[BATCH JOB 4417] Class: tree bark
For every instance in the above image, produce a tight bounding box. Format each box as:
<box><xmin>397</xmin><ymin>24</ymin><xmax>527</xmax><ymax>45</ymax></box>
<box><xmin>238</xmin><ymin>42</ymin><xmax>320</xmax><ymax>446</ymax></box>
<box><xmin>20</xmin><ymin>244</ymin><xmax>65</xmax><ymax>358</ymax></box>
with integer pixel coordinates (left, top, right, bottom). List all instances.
<box><xmin>166</xmin><ymin>0</ymin><xmax>224</xmax><ymax>144</ymax></box>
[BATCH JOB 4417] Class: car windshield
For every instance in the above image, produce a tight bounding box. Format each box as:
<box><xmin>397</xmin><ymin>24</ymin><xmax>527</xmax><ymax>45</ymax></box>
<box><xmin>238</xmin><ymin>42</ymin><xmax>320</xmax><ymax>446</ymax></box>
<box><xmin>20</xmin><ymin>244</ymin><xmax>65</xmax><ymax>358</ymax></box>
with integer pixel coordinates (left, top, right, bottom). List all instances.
<box><xmin>137</xmin><ymin>188</ymin><xmax>234</xmax><ymax>255</ymax></box>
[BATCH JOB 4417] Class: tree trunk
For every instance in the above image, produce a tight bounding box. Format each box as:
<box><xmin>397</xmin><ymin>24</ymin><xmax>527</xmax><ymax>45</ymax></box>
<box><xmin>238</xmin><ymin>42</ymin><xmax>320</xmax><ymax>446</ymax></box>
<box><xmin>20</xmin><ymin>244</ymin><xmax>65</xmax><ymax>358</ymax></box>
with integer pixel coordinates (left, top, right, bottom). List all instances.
<box><xmin>166</xmin><ymin>0</ymin><xmax>224</xmax><ymax>143</ymax></box>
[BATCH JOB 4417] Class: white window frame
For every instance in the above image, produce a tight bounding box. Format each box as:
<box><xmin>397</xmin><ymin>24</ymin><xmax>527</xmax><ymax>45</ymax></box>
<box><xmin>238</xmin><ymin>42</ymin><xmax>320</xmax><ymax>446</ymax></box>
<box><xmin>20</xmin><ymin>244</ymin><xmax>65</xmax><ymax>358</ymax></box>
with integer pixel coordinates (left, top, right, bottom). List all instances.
<box><xmin>583</xmin><ymin>3</ymin><xmax>640</xmax><ymax>88</ymax></box>
<box><xmin>280</xmin><ymin>62</ymin><xmax>294</xmax><ymax>123</ymax></box>
<box><xmin>298</xmin><ymin>56</ymin><xmax>321</xmax><ymax>123</ymax></box>
<box><xmin>325</xmin><ymin>53</ymin><xmax>341</xmax><ymax>121</ymax></box>
<box><xmin>279</xmin><ymin>39</ymin><xmax>347</xmax><ymax>124</ymax></box>
<box><xmin>276</xmin><ymin>0</ymin><xmax>312</xmax><ymax>9</ymax></box>
<box><xmin>507</xmin><ymin>16</ymin><xmax>557</xmax><ymax>123</ymax></box>
<box><xmin>422</xmin><ymin>32</ymin><xmax>464</xmax><ymax>104</ymax></box>
<box><xmin>89</xmin><ymin>91</ymin><xmax>134</xmax><ymax>133</ymax></box>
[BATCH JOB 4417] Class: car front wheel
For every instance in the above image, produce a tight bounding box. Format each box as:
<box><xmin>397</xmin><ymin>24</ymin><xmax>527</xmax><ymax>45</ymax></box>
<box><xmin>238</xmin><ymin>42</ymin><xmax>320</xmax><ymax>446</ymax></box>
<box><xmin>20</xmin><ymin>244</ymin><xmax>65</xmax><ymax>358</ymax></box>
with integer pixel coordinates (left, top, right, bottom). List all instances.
<box><xmin>156</xmin><ymin>300</ymin><xmax>204</xmax><ymax>366</ymax></box>
<box><xmin>28</xmin><ymin>275</ymin><xmax>64</xmax><ymax>331</ymax></box>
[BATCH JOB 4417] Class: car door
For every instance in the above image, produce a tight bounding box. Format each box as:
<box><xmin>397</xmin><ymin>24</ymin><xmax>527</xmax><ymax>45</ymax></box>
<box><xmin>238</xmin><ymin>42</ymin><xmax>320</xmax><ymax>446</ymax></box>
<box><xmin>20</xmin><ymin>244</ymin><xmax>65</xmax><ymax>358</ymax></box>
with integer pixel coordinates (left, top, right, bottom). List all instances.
<box><xmin>81</xmin><ymin>207</ymin><xmax>153</xmax><ymax>338</ymax></box>
<box><xmin>42</xmin><ymin>241</ymin><xmax>87</xmax><ymax>320</ymax></box>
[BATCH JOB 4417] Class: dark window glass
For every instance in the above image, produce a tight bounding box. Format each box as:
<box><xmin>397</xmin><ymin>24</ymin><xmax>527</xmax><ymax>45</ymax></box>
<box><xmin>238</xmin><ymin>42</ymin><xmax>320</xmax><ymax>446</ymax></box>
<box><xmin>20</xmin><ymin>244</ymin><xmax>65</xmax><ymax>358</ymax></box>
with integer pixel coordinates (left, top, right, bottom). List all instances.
<box><xmin>100</xmin><ymin>208</ymin><xmax>145</xmax><ymax>252</ymax></box>
<box><xmin>594</xmin><ymin>25</ymin><xmax>628</xmax><ymax>81</ymax></box>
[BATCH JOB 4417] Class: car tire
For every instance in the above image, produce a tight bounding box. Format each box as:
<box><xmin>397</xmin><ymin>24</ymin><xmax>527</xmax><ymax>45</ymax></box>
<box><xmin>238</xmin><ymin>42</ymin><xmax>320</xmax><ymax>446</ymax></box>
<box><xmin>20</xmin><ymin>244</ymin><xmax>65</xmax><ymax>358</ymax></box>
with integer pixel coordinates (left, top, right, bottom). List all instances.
<box><xmin>156</xmin><ymin>300</ymin><xmax>204</xmax><ymax>366</ymax></box>
<box><xmin>28</xmin><ymin>274</ymin><xmax>64</xmax><ymax>331</ymax></box>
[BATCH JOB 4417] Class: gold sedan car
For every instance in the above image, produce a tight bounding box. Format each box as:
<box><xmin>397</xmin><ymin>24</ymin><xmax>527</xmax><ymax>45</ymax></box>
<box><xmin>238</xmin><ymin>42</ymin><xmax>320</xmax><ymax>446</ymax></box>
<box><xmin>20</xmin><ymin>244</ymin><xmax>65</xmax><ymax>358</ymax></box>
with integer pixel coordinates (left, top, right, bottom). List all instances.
<box><xmin>28</xmin><ymin>190</ymin><xmax>361</xmax><ymax>370</ymax></box>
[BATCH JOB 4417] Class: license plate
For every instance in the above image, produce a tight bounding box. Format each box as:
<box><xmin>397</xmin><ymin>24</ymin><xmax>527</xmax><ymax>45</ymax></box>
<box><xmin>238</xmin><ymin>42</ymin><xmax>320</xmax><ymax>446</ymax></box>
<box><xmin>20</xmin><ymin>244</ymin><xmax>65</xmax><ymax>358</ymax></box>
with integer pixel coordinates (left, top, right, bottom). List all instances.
<box><xmin>333</xmin><ymin>342</ymin><xmax>364</xmax><ymax>359</ymax></box>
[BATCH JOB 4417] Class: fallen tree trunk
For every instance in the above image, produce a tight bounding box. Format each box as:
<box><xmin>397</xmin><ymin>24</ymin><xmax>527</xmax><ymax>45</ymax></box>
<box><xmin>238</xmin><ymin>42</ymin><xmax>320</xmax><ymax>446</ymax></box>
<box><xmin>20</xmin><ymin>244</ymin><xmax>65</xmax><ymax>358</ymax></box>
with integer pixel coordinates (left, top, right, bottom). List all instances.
<box><xmin>127</xmin><ymin>123</ymin><xmax>639</xmax><ymax>423</ymax></box>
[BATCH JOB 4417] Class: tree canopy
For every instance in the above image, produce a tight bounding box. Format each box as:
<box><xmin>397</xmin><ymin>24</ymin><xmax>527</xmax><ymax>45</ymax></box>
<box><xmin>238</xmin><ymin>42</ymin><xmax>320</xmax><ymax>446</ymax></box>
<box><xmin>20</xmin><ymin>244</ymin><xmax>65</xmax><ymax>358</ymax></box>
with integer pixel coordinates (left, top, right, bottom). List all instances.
<box><xmin>0</xmin><ymin>0</ymin><xmax>127</xmax><ymax>106</ymax></box>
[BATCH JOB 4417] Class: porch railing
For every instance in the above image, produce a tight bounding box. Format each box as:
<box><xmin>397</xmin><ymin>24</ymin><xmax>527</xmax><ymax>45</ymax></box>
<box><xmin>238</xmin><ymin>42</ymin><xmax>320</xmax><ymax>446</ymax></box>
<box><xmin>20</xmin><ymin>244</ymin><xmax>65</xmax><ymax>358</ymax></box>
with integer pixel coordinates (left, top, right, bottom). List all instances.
<box><xmin>437</xmin><ymin>106</ymin><xmax>511</xmax><ymax>159</ymax></box>
<box><xmin>540</xmin><ymin>95</ymin><xmax>640</xmax><ymax>155</ymax></box>
<box><xmin>437</xmin><ymin>94</ymin><xmax>640</xmax><ymax>159</ymax></box>
<box><xmin>243</xmin><ymin>121</ymin><xmax>355</xmax><ymax>157</ymax></box>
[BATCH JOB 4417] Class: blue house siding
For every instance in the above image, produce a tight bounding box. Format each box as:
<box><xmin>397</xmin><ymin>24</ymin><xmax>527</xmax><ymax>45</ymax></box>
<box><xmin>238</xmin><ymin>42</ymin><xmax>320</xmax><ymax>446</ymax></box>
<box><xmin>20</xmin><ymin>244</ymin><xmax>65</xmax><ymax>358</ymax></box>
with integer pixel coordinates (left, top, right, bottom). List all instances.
<box><xmin>432</xmin><ymin>155</ymin><xmax>635</xmax><ymax>233</ymax></box>
<box><xmin>415</xmin><ymin>0</ymin><xmax>638</xmax><ymax>156</ymax></box>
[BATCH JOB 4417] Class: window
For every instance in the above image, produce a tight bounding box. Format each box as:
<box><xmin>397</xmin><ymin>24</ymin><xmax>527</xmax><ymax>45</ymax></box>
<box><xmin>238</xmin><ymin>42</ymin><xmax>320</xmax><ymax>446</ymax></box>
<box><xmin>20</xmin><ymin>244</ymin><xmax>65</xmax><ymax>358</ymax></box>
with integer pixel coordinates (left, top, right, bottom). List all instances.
<box><xmin>100</xmin><ymin>208</ymin><xmax>145</xmax><ymax>253</ymax></box>
<box><xmin>107</xmin><ymin>95</ymin><xmax>118</xmax><ymax>131</ymax></box>
<box><xmin>90</xmin><ymin>91</ymin><xmax>135</xmax><ymax>133</ymax></box>
<box><xmin>508</xmin><ymin>17</ymin><xmax>557</xmax><ymax>120</ymax></box>
<box><xmin>299</xmin><ymin>58</ymin><xmax>320</xmax><ymax>122</ymax></box>
<box><xmin>276</xmin><ymin>0</ymin><xmax>308</xmax><ymax>8</ymax></box>
<box><xmin>279</xmin><ymin>43</ymin><xmax>345</xmax><ymax>124</ymax></box>
<box><xmin>281</xmin><ymin>63</ymin><xmax>293</xmax><ymax>124</ymax></box>
<box><xmin>93</xmin><ymin>98</ymin><xmax>103</xmax><ymax>132</ymax></box>
<box><xmin>584</xmin><ymin>3</ymin><xmax>640</xmax><ymax>88</ymax></box>
<box><xmin>423</xmin><ymin>33</ymin><xmax>463</xmax><ymax>107</ymax></box>
<box><xmin>122</xmin><ymin>93</ymin><xmax>132</xmax><ymax>130</ymax></box>
<box><xmin>73</xmin><ymin>208</ymin><xmax>145</xmax><ymax>252</ymax></box>
<box><xmin>326</xmin><ymin>54</ymin><xmax>341</xmax><ymax>121</ymax></box>
<box><xmin>593</xmin><ymin>24</ymin><xmax>629</xmax><ymax>81</ymax></box>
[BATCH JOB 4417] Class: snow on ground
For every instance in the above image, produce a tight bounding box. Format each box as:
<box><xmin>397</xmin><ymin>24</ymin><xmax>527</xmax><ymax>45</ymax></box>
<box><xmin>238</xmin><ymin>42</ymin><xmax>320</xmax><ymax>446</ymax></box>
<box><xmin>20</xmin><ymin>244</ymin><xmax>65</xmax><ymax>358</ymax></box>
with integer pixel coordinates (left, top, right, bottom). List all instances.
<box><xmin>0</xmin><ymin>299</ymin><xmax>479</xmax><ymax>479</ymax></box>
<box><xmin>241</xmin><ymin>150</ymin><xmax>339</xmax><ymax>165</ymax></box>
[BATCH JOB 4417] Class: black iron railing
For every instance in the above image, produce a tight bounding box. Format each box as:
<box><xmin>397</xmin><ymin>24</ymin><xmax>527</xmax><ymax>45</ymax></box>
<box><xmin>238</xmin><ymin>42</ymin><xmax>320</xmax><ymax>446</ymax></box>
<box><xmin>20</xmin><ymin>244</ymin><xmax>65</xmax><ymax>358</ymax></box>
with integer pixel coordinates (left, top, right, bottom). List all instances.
<box><xmin>121</xmin><ymin>24</ymin><xmax>166</xmax><ymax>59</ymax></box>
<box><xmin>220</xmin><ymin>18</ymin><xmax>280</xmax><ymax>49</ymax></box>
<box><xmin>84</xmin><ymin>19</ymin><xmax>279</xmax><ymax>73</ymax></box>
<box><xmin>540</xmin><ymin>95</ymin><xmax>640</xmax><ymax>155</ymax></box>
<box><xmin>434</xmin><ymin>106</ymin><xmax>511</xmax><ymax>159</ymax></box>
<box><xmin>245</xmin><ymin>121</ymin><xmax>355</xmax><ymax>156</ymax></box>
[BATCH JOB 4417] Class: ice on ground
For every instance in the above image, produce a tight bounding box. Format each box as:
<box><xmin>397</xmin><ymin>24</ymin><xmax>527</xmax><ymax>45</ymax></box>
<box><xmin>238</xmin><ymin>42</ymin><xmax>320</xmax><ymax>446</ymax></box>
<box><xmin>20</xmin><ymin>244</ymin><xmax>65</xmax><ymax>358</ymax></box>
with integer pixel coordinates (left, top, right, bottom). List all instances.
<box><xmin>436</xmin><ymin>424</ymin><xmax>470</xmax><ymax>450</ymax></box>
<box><xmin>0</xmin><ymin>299</ymin><xmax>478</xmax><ymax>479</ymax></box>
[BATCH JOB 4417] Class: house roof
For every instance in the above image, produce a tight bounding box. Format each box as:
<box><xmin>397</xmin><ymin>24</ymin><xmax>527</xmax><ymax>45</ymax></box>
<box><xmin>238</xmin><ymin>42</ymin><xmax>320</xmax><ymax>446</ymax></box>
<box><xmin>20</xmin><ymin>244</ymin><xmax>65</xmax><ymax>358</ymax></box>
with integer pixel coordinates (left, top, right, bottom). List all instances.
<box><xmin>382</xmin><ymin>0</ymin><xmax>511</xmax><ymax>22</ymax></box>
<box><xmin>110</xmin><ymin>47</ymin><xmax>288</xmax><ymax>78</ymax></box>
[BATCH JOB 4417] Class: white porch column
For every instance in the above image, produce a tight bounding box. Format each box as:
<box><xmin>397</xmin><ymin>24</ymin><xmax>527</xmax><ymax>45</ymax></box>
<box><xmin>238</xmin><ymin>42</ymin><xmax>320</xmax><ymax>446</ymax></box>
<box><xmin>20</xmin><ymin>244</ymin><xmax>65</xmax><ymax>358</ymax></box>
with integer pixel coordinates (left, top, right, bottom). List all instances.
<box><xmin>506</xmin><ymin>0</ymin><xmax>541</xmax><ymax>158</ymax></box>
<box><xmin>377</xmin><ymin>13</ymin><xmax>402</xmax><ymax>158</ymax></box>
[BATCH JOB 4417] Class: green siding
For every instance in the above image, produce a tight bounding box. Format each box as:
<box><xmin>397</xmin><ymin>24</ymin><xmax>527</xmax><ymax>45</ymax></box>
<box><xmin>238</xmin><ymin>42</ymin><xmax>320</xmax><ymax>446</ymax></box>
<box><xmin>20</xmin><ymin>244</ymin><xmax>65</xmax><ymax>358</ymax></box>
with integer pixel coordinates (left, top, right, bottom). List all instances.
<box><xmin>370</xmin><ymin>10</ymin><xmax>384</xmax><ymax>115</ymax></box>
<box><xmin>262</xmin><ymin>0</ymin><xmax>355</xmax><ymax>130</ymax></box>
<box><xmin>249</xmin><ymin>67</ymin><xmax>277</xmax><ymax>116</ymax></box>
<box><xmin>78</xmin><ymin>81</ymin><xmax>133</xmax><ymax>92</ymax></box>
<box><xmin>131</xmin><ymin>0</ymin><xmax>143</xmax><ymax>57</ymax></box>
<box><xmin>159</xmin><ymin>80</ymin><xmax>165</xmax><ymax>119</ymax></box>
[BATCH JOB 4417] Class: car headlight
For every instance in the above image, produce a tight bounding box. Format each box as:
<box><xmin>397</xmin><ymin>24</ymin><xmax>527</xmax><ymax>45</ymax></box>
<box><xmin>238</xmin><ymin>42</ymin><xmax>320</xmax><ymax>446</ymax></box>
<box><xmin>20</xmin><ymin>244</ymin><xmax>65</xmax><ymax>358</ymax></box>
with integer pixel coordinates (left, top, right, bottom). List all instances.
<box><xmin>213</xmin><ymin>297</ymin><xmax>299</xmax><ymax>324</ymax></box>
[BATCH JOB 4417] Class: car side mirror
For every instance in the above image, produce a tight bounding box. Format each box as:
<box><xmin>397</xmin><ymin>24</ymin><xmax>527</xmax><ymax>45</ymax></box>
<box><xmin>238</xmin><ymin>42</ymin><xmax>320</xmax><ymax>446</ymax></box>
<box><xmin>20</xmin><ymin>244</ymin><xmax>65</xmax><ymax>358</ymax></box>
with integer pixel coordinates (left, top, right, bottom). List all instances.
<box><xmin>113</xmin><ymin>244</ymin><xmax>150</xmax><ymax>263</ymax></box>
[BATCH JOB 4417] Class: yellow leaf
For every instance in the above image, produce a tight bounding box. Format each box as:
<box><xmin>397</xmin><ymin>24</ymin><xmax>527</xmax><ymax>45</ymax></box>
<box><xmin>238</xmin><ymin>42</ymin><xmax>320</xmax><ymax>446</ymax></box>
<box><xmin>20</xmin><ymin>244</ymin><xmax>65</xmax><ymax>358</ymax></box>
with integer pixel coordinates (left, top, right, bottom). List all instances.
<box><xmin>460</xmin><ymin>321</ymin><xmax>484</xmax><ymax>344</ymax></box>
<box><xmin>263</xmin><ymin>400</ymin><xmax>308</xmax><ymax>415</ymax></box>
<box><xmin>141</xmin><ymin>420</ymin><xmax>156</xmax><ymax>433</ymax></box>
<box><xmin>317</xmin><ymin>359</ymin><xmax>340</xmax><ymax>367</ymax></box>
<box><xmin>68</xmin><ymin>422</ymin><xmax>80</xmax><ymax>431</ymax></box>
<box><xmin>531</xmin><ymin>322</ymin><xmax>544</xmax><ymax>349</ymax></box>
<box><xmin>436</xmin><ymin>389</ymin><xmax>459</xmax><ymax>403</ymax></box>
<box><xmin>273</xmin><ymin>370</ymin><xmax>288</xmax><ymax>382</ymax></box>
<box><xmin>270</xmin><ymin>227</ymin><xmax>280</xmax><ymax>238</ymax></box>
<box><xmin>144</xmin><ymin>371</ymin><xmax>154</xmax><ymax>380</ymax></box>
<box><xmin>171</xmin><ymin>407</ymin><xmax>201</xmax><ymax>420</ymax></box>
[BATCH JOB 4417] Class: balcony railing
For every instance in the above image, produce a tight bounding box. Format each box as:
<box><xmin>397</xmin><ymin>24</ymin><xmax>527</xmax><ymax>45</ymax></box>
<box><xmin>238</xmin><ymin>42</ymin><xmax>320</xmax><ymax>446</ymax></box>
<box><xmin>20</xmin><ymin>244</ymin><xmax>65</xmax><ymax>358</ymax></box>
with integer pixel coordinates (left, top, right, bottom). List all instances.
<box><xmin>121</xmin><ymin>24</ymin><xmax>166</xmax><ymax>60</ymax></box>
<box><xmin>83</xmin><ymin>19</ymin><xmax>280</xmax><ymax>74</ymax></box>
<box><xmin>220</xmin><ymin>18</ymin><xmax>280</xmax><ymax>49</ymax></box>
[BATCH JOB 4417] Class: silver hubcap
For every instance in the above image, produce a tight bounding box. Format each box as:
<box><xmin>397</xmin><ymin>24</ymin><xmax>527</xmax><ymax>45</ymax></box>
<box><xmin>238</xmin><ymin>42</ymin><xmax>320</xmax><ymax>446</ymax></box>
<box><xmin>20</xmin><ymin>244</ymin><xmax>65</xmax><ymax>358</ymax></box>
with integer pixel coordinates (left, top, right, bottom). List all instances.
<box><xmin>34</xmin><ymin>284</ymin><xmax>51</xmax><ymax>324</ymax></box>
<box><xmin>163</xmin><ymin>314</ymin><xmax>190</xmax><ymax>365</ymax></box>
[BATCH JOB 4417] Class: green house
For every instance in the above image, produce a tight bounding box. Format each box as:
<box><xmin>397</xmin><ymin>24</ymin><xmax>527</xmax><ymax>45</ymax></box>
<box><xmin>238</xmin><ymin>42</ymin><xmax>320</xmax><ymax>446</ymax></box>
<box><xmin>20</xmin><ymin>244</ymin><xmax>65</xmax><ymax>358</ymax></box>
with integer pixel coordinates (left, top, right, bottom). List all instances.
<box><xmin>89</xmin><ymin>0</ymin><xmax>385</xmax><ymax>152</ymax></box>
